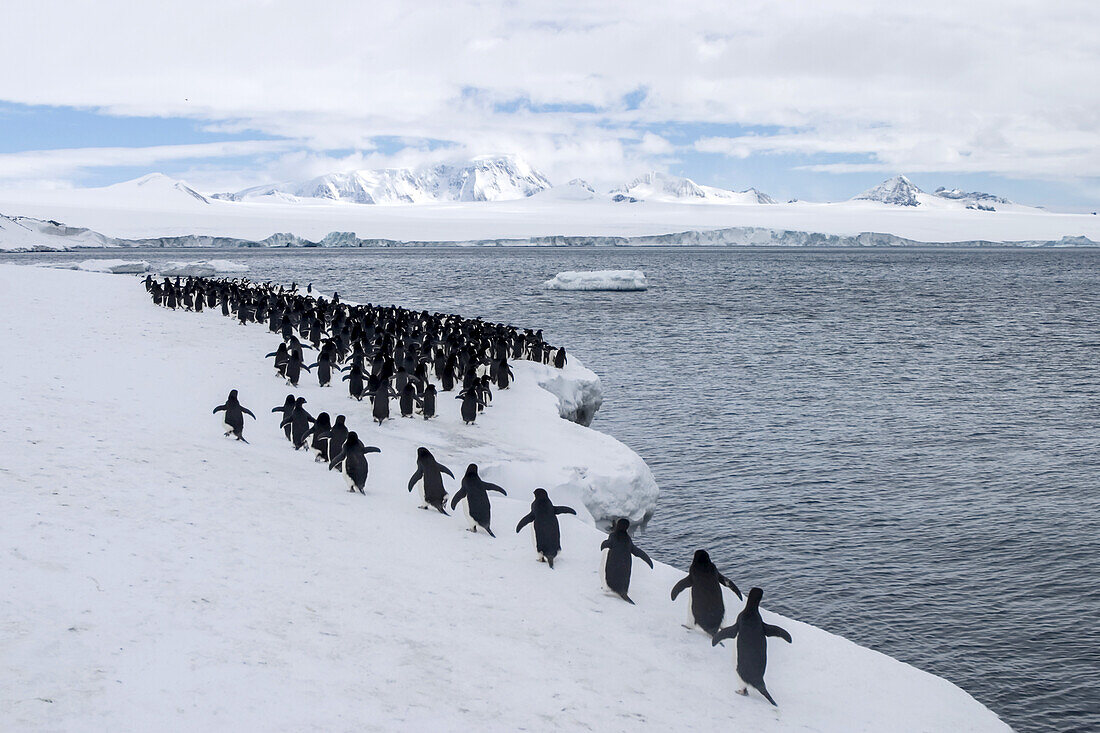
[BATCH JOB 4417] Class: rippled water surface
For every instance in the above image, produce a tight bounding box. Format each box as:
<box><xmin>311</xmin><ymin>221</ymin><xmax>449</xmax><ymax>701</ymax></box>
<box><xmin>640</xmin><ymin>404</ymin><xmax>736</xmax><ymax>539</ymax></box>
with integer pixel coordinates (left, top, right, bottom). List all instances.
<box><xmin>10</xmin><ymin>247</ymin><xmax>1100</xmax><ymax>732</ymax></box>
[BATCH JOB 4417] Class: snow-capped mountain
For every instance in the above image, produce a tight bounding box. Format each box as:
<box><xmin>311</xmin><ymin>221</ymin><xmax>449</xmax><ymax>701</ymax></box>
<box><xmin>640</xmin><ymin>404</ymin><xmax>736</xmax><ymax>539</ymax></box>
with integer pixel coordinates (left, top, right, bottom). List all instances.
<box><xmin>107</xmin><ymin>173</ymin><xmax>211</xmax><ymax>204</ymax></box>
<box><xmin>216</xmin><ymin>156</ymin><xmax>552</xmax><ymax>205</ymax></box>
<box><xmin>610</xmin><ymin>172</ymin><xmax>775</xmax><ymax>204</ymax></box>
<box><xmin>854</xmin><ymin>175</ymin><xmax>924</xmax><ymax>206</ymax></box>
<box><xmin>932</xmin><ymin>187</ymin><xmax>1011</xmax><ymax>205</ymax></box>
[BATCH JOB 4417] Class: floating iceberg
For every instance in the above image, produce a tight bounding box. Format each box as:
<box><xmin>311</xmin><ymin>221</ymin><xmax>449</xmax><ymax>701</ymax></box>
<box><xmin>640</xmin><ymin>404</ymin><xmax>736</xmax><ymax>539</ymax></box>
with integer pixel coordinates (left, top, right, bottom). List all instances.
<box><xmin>62</xmin><ymin>259</ymin><xmax>152</xmax><ymax>274</ymax></box>
<box><xmin>157</xmin><ymin>259</ymin><xmax>249</xmax><ymax>277</ymax></box>
<box><xmin>543</xmin><ymin>270</ymin><xmax>648</xmax><ymax>291</ymax></box>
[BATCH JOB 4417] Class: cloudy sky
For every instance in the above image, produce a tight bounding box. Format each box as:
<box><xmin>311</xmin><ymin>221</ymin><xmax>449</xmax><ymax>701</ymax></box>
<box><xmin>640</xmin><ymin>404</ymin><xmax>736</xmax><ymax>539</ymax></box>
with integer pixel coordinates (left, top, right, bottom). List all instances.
<box><xmin>2</xmin><ymin>0</ymin><xmax>1098</xmax><ymax>208</ymax></box>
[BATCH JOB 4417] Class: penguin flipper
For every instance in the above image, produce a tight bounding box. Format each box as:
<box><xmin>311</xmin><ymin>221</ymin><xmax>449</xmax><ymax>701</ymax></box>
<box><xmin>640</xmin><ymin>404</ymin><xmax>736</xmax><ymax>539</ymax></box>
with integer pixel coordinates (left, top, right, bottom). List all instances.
<box><xmin>515</xmin><ymin>512</ymin><xmax>535</xmax><ymax>533</ymax></box>
<box><xmin>763</xmin><ymin>623</ymin><xmax>793</xmax><ymax>643</ymax></box>
<box><xmin>450</xmin><ymin>487</ymin><xmax>468</xmax><ymax>510</ymax></box>
<box><xmin>407</xmin><ymin>467</ymin><xmax>424</xmax><ymax>492</ymax></box>
<box><xmin>631</xmin><ymin>545</ymin><xmax>654</xmax><ymax>569</ymax></box>
<box><xmin>364</xmin><ymin>446</ymin><xmax>381</xmax><ymax>454</ymax></box>
<box><xmin>241</xmin><ymin>408</ymin><xmax>256</xmax><ymax>419</ymax></box>
<box><xmin>554</xmin><ymin>505</ymin><xmax>577</xmax><ymax>516</ymax></box>
<box><xmin>712</xmin><ymin>621</ymin><xmax>740</xmax><ymax>646</ymax></box>
<box><xmin>212</xmin><ymin>404</ymin><xmax>227</xmax><ymax>414</ymax></box>
<box><xmin>438</xmin><ymin>463</ymin><xmax>454</xmax><ymax>479</ymax></box>
<box><xmin>719</xmin><ymin>574</ymin><xmax>743</xmax><ymax>600</ymax></box>
<box><xmin>484</xmin><ymin>482</ymin><xmax>507</xmax><ymax>496</ymax></box>
<box><xmin>600</xmin><ymin>538</ymin><xmax>612</xmax><ymax>551</ymax></box>
<box><xmin>671</xmin><ymin>576</ymin><xmax>692</xmax><ymax>601</ymax></box>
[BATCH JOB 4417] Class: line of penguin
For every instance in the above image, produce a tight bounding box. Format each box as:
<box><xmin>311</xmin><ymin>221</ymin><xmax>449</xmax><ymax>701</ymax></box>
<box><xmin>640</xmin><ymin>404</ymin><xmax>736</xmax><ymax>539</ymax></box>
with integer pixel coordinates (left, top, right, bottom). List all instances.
<box><xmin>152</xmin><ymin>273</ymin><xmax>793</xmax><ymax>707</ymax></box>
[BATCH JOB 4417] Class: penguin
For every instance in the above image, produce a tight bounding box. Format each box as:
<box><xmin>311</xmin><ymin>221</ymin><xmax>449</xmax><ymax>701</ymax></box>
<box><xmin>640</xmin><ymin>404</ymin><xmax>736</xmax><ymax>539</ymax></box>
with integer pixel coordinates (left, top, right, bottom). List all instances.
<box><xmin>711</xmin><ymin>588</ymin><xmax>792</xmax><ymax>706</ymax></box>
<box><xmin>369</xmin><ymin>380</ymin><xmax>398</xmax><ymax>425</ymax></box>
<box><xmin>266</xmin><ymin>342</ymin><xmax>289</xmax><ymax>377</ymax></box>
<box><xmin>600</xmin><ymin>518</ymin><xmax>653</xmax><ymax>604</ymax></box>
<box><xmin>670</xmin><ymin>549</ymin><xmax>743</xmax><ymax>636</ymax></box>
<box><xmin>553</xmin><ymin>347</ymin><xmax>567</xmax><ymax>369</ymax></box>
<box><xmin>456</xmin><ymin>388</ymin><xmax>482</xmax><ymax>425</ymax></box>
<box><xmin>328</xmin><ymin>431</ymin><xmax>381</xmax><ymax>494</ymax></box>
<box><xmin>212</xmin><ymin>389</ymin><xmax>256</xmax><ymax>442</ymax></box>
<box><xmin>399</xmin><ymin>382</ymin><xmax>418</xmax><ymax>418</ymax></box>
<box><xmin>309</xmin><ymin>412</ymin><xmax>333</xmax><ymax>461</ymax></box>
<box><xmin>342</xmin><ymin>364</ymin><xmax>366</xmax><ymax>401</ymax></box>
<box><xmin>271</xmin><ymin>394</ymin><xmax>296</xmax><ymax>441</ymax></box>
<box><xmin>515</xmin><ymin>488</ymin><xmax>577</xmax><ymax>569</ymax></box>
<box><xmin>284</xmin><ymin>348</ymin><xmax>311</xmax><ymax>387</ymax></box>
<box><xmin>280</xmin><ymin>397</ymin><xmax>315</xmax><ymax>450</ymax></box>
<box><xmin>449</xmin><ymin>464</ymin><xmax>506</xmax><ymax>536</ymax></box>
<box><xmin>417</xmin><ymin>383</ymin><xmax>437</xmax><ymax>419</ymax></box>
<box><xmin>407</xmin><ymin>447</ymin><xmax>454</xmax><ymax>514</ymax></box>
<box><xmin>324</xmin><ymin>415</ymin><xmax>350</xmax><ymax>468</ymax></box>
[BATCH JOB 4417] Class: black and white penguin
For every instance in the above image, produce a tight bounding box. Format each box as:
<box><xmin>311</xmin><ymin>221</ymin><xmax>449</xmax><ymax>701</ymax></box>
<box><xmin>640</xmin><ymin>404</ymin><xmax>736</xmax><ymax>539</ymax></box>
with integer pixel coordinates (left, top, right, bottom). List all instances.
<box><xmin>328</xmin><ymin>431</ymin><xmax>381</xmax><ymax>494</ymax></box>
<box><xmin>369</xmin><ymin>380</ymin><xmax>397</xmax><ymax>425</ymax></box>
<box><xmin>399</xmin><ymin>382</ymin><xmax>418</xmax><ymax>418</ymax></box>
<box><xmin>212</xmin><ymin>389</ymin><xmax>256</xmax><ymax>442</ymax></box>
<box><xmin>711</xmin><ymin>587</ymin><xmax>792</xmax><ymax>706</ymax></box>
<box><xmin>280</xmin><ymin>397</ymin><xmax>315</xmax><ymax>450</ymax></box>
<box><xmin>600</xmin><ymin>518</ymin><xmax>653</xmax><ymax>604</ymax></box>
<box><xmin>515</xmin><ymin>488</ymin><xmax>577</xmax><ymax>569</ymax></box>
<box><xmin>271</xmin><ymin>394</ymin><xmax>296</xmax><ymax>441</ymax></box>
<box><xmin>324</xmin><ymin>415</ymin><xmax>350</xmax><ymax>468</ymax></box>
<box><xmin>456</xmin><ymin>388</ymin><xmax>482</xmax><ymax>425</ymax></box>
<box><xmin>450</xmin><ymin>464</ymin><xmax>506</xmax><ymax>536</ymax></box>
<box><xmin>407</xmin><ymin>447</ymin><xmax>454</xmax><ymax>514</ymax></box>
<box><xmin>671</xmin><ymin>549</ymin><xmax>743</xmax><ymax>636</ymax></box>
<box><xmin>309</xmin><ymin>412</ymin><xmax>333</xmax><ymax>461</ymax></box>
<box><xmin>417</xmin><ymin>383</ymin><xmax>437</xmax><ymax>419</ymax></box>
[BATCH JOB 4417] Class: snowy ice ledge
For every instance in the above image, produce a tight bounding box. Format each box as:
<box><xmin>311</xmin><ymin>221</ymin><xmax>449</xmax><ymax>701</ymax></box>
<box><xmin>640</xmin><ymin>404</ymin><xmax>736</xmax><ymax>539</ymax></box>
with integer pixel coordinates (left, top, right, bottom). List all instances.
<box><xmin>544</xmin><ymin>269</ymin><xmax>649</xmax><ymax>291</ymax></box>
<box><xmin>0</xmin><ymin>263</ymin><xmax>1009</xmax><ymax>731</ymax></box>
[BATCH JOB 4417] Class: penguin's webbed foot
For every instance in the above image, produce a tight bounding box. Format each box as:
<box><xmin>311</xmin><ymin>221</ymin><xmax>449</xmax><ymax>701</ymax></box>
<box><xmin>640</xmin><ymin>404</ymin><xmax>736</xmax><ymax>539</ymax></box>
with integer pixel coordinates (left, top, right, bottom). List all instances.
<box><xmin>736</xmin><ymin>688</ymin><xmax>748</xmax><ymax>697</ymax></box>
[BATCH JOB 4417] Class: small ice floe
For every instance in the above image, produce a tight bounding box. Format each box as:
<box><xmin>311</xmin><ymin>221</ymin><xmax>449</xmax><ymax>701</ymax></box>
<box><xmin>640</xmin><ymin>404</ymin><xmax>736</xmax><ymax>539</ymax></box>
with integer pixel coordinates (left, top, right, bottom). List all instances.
<box><xmin>157</xmin><ymin>260</ymin><xmax>249</xmax><ymax>277</ymax></box>
<box><xmin>64</xmin><ymin>259</ymin><xmax>152</xmax><ymax>274</ymax></box>
<box><xmin>542</xmin><ymin>270</ymin><xmax>648</xmax><ymax>291</ymax></box>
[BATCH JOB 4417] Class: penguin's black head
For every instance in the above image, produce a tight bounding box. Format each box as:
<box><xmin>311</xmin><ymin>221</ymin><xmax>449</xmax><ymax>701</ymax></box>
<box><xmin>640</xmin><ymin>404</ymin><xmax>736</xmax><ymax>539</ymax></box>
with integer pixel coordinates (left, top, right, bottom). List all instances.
<box><xmin>748</xmin><ymin>587</ymin><xmax>764</xmax><ymax>606</ymax></box>
<box><xmin>534</xmin><ymin>488</ymin><xmax>548</xmax><ymax>499</ymax></box>
<box><xmin>465</xmin><ymin>463</ymin><xmax>479</xmax><ymax>477</ymax></box>
<box><xmin>614</xmin><ymin>517</ymin><xmax>630</xmax><ymax>532</ymax></box>
<box><xmin>417</xmin><ymin>447</ymin><xmax>429</xmax><ymax>458</ymax></box>
<box><xmin>296</xmin><ymin>397</ymin><xmax>307</xmax><ymax>405</ymax></box>
<box><xmin>284</xmin><ymin>394</ymin><xmax>295</xmax><ymax>404</ymax></box>
<box><xmin>228</xmin><ymin>389</ymin><xmax>238</xmax><ymax>399</ymax></box>
<box><xmin>346</xmin><ymin>431</ymin><xmax>358</xmax><ymax>443</ymax></box>
<box><xmin>335</xmin><ymin>415</ymin><xmax>346</xmax><ymax>424</ymax></box>
<box><xmin>693</xmin><ymin>549</ymin><xmax>712</xmax><ymax>567</ymax></box>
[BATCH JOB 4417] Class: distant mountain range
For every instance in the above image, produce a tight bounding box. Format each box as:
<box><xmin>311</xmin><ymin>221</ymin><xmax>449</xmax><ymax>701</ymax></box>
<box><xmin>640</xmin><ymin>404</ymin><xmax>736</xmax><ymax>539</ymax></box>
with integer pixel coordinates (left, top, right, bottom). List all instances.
<box><xmin>853</xmin><ymin>175</ymin><xmax>1014</xmax><ymax>208</ymax></box>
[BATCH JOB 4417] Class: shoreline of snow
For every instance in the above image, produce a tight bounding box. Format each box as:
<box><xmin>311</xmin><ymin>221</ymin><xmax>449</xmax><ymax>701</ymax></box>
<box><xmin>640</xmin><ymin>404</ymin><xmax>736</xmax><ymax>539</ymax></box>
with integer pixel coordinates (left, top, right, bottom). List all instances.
<box><xmin>544</xmin><ymin>270</ymin><xmax>649</xmax><ymax>291</ymax></box>
<box><xmin>0</xmin><ymin>264</ymin><xmax>1009</xmax><ymax>732</ymax></box>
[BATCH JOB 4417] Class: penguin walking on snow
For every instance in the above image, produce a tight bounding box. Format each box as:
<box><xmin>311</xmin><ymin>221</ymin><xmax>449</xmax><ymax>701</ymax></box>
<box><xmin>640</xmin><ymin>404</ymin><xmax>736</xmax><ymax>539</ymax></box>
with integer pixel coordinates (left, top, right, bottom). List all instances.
<box><xmin>280</xmin><ymin>397</ymin><xmax>315</xmax><ymax>450</ymax></box>
<box><xmin>600</xmin><ymin>518</ymin><xmax>653</xmax><ymax>604</ymax></box>
<box><xmin>328</xmin><ymin>431</ymin><xmax>381</xmax><ymax>494</ymax></box>
<box><xmin>515</xmin><ymin>488</ymin><xmax>577</xmax><ymax>569</ymax></box>
<box><xmin>671</xmin><ymin>549</ymin><xmax>743</xmax><ymax>636</ymax></box>
<box><xmin>212</xmin><ymin>389</ymin><xmax>256</xmax><ymax>442</ymax></box>
<box><xmin>271</xmin><ymin>394</ymin><xmax>296</xmax><ymax>441</ymax></box>
<box><xmin>711</xmin><ymin>587</ymin><xmax>792</xmax><ymax>706</ymax></box>
<box><xmin>407</xmin><ymin>447</ymin><xmax>454</xmax><ymax>514</ymax></box>
<box><xmin>450</xmin><ymin>464</ymin><xmax>506</xmax><ymax>536</ymax></box>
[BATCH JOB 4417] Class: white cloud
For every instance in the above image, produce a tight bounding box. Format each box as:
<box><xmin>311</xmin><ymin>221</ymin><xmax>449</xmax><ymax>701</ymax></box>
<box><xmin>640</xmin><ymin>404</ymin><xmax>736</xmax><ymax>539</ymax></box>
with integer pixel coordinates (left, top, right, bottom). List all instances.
<box><xmin>0</xmin><ymin>141</ymin><xmax>294</xmax><ymax>182</ymax></box>
<box><xmin>0</xmin><ymin>0</ymin><xmax>1098</xmax><ymax>189</ymax></box>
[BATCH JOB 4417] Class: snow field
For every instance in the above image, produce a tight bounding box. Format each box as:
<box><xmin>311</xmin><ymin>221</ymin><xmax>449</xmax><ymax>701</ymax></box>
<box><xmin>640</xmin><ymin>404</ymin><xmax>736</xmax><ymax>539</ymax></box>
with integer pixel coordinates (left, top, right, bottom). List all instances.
<box><xmin>0</xmin><ymin>265</ymin><xmax>1009</xmax><ymax>732</ymax></box>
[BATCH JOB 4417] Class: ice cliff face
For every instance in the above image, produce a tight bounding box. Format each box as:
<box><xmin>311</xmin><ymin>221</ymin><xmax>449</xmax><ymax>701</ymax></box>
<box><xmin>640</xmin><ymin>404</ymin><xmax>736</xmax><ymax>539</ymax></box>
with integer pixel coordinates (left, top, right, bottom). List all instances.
<box><xmin>854</xmin><ymin>175</ymin><xmax>923</xmax><ymax>206</ymax></box>
<box><xmin>217</xmin><ymin>156</ymin><xmax>551</xmax><ymax>204</ymax></box>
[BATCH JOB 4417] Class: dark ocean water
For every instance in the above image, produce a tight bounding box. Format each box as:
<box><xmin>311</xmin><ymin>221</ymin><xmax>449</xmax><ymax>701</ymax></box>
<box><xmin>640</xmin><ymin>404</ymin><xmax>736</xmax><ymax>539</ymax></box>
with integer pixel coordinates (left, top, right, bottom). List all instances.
<box><xmin>9</xmin><ymin>247</ymin><xmax>1100</xmax><ymax>732</ymax></box>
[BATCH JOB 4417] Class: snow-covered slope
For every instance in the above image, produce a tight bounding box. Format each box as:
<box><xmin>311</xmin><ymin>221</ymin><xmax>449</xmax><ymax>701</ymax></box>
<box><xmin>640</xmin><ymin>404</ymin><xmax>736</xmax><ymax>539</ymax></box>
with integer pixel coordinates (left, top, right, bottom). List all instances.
<box><xmin>854</xmin><ymin>176</ymin><xmax>1024</xmax><ymax>211</ymax></box>
<box><xmin>0</xmin><ymin>264</ymin><xmax>1008</xmax><ymax>731</ymax></box>
<box><xmin>217</xmin><ymin>156</ymin><xmax>551</xmax><ymax>204</ymax></box>
<box><xmin>106</xmin><ymin>172</ymin><xmax>211</xmax><ymax>205</ymax></box>
<box><xmin>611</xmin><ymin>172</ymin><xmax>775</xmax><ymax>204</ymax></box>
